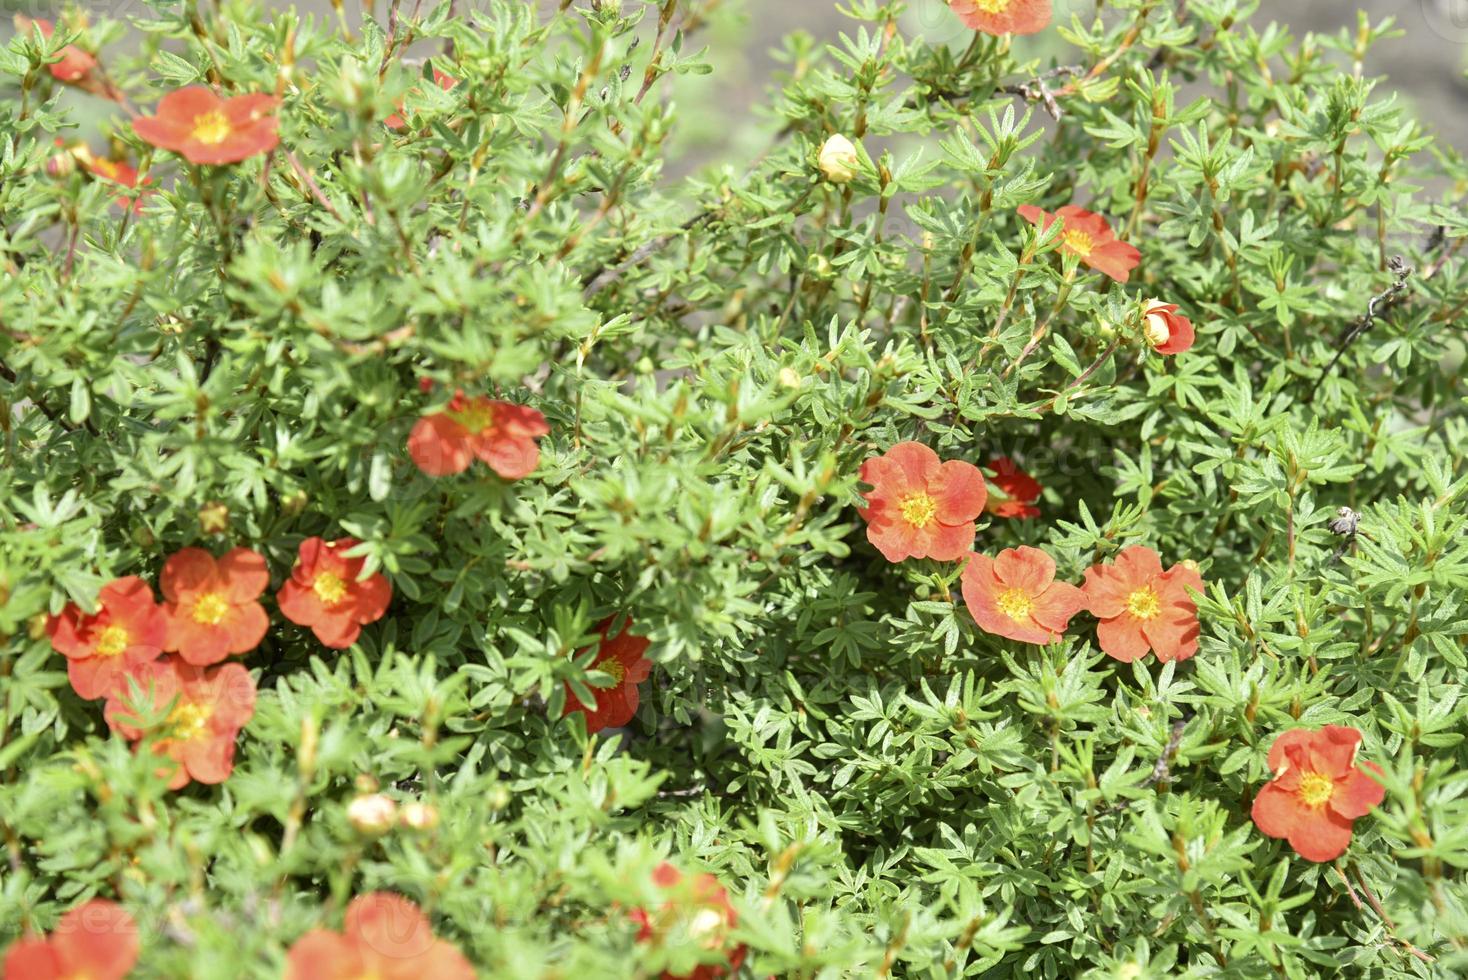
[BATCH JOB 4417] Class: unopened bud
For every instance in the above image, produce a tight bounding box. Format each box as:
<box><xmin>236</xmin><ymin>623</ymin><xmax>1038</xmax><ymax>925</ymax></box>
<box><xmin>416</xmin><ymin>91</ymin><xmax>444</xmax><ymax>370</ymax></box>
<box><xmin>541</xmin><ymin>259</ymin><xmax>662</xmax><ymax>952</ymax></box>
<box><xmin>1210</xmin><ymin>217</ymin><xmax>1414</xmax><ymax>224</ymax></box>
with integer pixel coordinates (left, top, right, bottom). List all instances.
<box><xmin>399</xmin><ymin>801</ymin><xmax>440</xmax><ymax>831</ymax></box>
<box><xmin>347</xmin><ymin>793</ymin><xmax>397</xmax><ymax>835</ymax></box>
<box><xmin>817</xmin><ymin>134</ymin><xmax>860</xmax><ymax>184</ymax></box>
<box><xmin>198</xmin><ymin>502</ymin><xmax>230</xmax><ymax>534</ymax></box>
<box><xmin>47</xmin><ymin>147</ymin><xmax>80</xmax><ymax>178</ymax></box>
<box><xmin>298</xmin><ymin>716</ymin><xmax>318</xmax><ymax>780</ymax></box>
<box><xmin>281</xmin><ymin>489</ymin><xmax>309</xmax><ymax>517</ymax></box>
<box><xmin>777</xmin><ymin>367</ymin><xmax>801</xmax><ymax>389</ymax></box>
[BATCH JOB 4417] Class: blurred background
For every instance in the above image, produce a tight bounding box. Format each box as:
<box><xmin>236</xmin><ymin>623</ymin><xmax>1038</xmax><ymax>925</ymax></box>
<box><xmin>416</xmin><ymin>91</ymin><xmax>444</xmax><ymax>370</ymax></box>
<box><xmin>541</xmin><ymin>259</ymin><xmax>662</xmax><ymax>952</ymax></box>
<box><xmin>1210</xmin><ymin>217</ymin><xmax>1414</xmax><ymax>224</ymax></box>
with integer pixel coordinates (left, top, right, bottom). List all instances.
<box><xmin>6</xmin><ymin>0</ymin><xmax>1468</xmax><ymax>157</ymax></box>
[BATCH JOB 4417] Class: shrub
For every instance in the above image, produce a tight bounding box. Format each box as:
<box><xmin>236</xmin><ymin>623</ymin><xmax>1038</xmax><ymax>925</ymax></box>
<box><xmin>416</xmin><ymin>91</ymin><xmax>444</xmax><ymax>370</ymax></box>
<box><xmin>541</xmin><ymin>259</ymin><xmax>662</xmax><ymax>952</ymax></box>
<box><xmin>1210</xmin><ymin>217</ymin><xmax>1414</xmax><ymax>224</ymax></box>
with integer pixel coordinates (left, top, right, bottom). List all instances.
<box><xmin>3</xmin><ymin>0</ymin><xmax>1468</xmax><ymax>975</ymax></box>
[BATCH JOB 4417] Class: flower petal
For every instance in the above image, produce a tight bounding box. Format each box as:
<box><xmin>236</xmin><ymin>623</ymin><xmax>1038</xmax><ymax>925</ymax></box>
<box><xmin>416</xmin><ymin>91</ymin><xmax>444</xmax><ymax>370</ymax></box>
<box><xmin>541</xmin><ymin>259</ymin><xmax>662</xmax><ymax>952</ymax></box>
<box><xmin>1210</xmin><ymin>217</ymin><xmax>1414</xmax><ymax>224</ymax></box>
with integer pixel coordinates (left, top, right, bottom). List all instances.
<box><xmin>1287</xmin><ymin>808</ymin><xmax>1355</xmax><ymax>863</ymax></box>
<box><xmin>1330</xmin><ymin>764</ymin><xmax>1386</xmax><ymax>820</ymax></box>
<box><xmin>929</xmin><ymin>460</ymin><xmax>987</xmax><ymax>525</ymax></box>
<box><xmin>160</xmin><ymin>548</ymin><xmax>219</xmax><ymax>602</ymax></box>
<box><xmin>1250</xmin><ymin>781</ymin><xmax>1301</xmax><ymax>840</ymax></box>
<box><xmin>1095</xmin><ymin>615</ymin><xmax>1151</xmax><ymax>662</ymax></box>
<box><xmin>217</xmin><ymin>548</ymin><xmax>269</xmax><ymax>601</ymax></box>
<box><xmin>994</xmin><ymin>545</ymin><xmax>1054</xmax><ymax>594</ymax></box>
<box><xmin>408</xmin><ymin>413</ymin><xmax>473</xmax><ymax>476</ymax></box>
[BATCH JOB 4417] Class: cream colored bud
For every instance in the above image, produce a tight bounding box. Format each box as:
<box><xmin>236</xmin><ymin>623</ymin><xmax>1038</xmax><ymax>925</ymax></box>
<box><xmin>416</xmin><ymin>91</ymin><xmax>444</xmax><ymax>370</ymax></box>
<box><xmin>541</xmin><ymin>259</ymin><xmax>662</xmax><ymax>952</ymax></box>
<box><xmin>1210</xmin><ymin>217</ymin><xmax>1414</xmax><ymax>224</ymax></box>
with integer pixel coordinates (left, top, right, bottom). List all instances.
<box><xmin>777</xmin><ymin>367</ymin><xmax>801</xmax><ymax>389</ymax></box>
<box><xmin>347</xmin><ymin>793</ymin><xmax>397</xmax><ymax>835</ymax></box>
<box><xmin>399</xmin><ymin>801</ymin><xmax>440</xmax><ymax>831</ymax></box>
<box><xmin>818</xmin><ymin>134</ymin><xmax>860</xmax><ymax>183</ymax></box>
<box><xmin>1142</xmin><ymin>299</ymin><xmax>1170</xmax><ymax>348</ymax></box>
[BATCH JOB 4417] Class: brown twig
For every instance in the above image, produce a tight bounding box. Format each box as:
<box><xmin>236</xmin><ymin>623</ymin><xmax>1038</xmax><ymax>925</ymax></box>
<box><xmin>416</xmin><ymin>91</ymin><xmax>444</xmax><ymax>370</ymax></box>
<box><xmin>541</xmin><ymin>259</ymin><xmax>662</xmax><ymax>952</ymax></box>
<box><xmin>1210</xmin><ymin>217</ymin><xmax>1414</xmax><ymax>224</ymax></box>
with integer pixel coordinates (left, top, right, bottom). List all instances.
<box><xmin>1306</xmin><ymin>255</ymin><xmax>1412</xmax><ymax>402</ymax></box>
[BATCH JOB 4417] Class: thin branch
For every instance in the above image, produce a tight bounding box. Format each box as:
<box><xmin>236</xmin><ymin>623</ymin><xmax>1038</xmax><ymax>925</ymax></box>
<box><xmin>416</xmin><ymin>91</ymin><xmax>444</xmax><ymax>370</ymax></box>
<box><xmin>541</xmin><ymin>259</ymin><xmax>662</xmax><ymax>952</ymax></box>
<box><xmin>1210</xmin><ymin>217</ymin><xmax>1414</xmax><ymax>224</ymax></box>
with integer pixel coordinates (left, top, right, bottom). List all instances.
<box><xmin>581</xmin><ymin>210</ymin><xmax>717</xmax><ymax>295</ymax></box>
<box><xmin>1307</xmin><ymin>255</ymin><xmax>1412</xmax><ymax>402</ymax></box>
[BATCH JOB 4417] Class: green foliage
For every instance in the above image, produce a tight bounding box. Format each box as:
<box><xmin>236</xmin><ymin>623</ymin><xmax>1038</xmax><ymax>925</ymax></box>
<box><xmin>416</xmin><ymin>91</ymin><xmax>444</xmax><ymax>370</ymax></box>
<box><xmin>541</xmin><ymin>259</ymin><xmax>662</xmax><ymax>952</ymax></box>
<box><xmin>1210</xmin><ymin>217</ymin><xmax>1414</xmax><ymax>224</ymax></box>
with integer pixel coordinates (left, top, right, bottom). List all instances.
<box><xmin>2</xmin><ymin>0</ymin><xmax>1468</xmax><ymax>975</ymax></box>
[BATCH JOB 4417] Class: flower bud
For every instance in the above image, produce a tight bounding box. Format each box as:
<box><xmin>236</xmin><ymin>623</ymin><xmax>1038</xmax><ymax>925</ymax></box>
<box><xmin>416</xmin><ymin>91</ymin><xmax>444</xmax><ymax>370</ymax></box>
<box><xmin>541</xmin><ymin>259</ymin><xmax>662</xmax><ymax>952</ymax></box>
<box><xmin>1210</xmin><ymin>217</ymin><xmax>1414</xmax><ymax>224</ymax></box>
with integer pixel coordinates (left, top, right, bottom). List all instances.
<box><xmin>47</xmin><ymin>145</ymin><xmax>81</xmax><ymax>178</ymax></box>
<box><xmin>281</xmin><ymin>489</ymin><xmax>309</xmax><ymax>517</ymax></box>
<box><xmin>347</xmin><ymin>793</ymin><xmax>397</xmax><ymax>835</ymax></box>
<box><xmin>817</xmin><ymin>134</ymin><xmax>860</xmax><ymax>184</ymax></box>
<box><xmin>1140</xmin><ymin>299</ymin><xmax>1196</xmax><ymax>356</ymax></box>
<box><xmin>298</xmin><ymin>716</ymin><xmax>319</xmax><ymax>781</ymax></box>
<box><xmin>777</xmin><ymin>367</ymin><xmax>801</xmax><ymax>390</ymax></box>
<box><xmin>399</xmin><ymin>801</ymin><xmax>440</xmax><ymax>831</ymax></box>
<box><xmin>198</xmin><ymin>501</ymin><xmax>230</xmax><ymax>534</ymax></box>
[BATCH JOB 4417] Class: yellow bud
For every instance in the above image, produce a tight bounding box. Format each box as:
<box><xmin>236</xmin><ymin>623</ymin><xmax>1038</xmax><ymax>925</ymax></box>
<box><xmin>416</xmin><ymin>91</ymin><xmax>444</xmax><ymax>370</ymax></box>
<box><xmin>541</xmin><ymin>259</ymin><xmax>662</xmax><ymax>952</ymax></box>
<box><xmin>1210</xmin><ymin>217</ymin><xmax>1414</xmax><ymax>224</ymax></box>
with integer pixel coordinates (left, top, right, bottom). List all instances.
<box><xmin>298</xmin><ymin>716</ymin><xmax>319</xmax><ymax>780</ymax></box>
<box><xmin>400</xmin><ymin>801</ymin><xmax>440</xmax><ymax>831</ymax></box>
<box><xmin>778</xmin><ymin>367</ymin><xmax>801</xmax><ymax>389</ymax></box>
<box><xmin>817</xmin><ymin>134</ymin><xmax>860</xmax><ymax>184</ymax></box>
<box><xmin>347</xmin><ymin>793</ymin><xmax>397</xmax><ymax>835</ymax></box>
<box><xmin>198</xmin><ymin>501</ymin><xmax>230</xmax><ymax>534</ymax></box>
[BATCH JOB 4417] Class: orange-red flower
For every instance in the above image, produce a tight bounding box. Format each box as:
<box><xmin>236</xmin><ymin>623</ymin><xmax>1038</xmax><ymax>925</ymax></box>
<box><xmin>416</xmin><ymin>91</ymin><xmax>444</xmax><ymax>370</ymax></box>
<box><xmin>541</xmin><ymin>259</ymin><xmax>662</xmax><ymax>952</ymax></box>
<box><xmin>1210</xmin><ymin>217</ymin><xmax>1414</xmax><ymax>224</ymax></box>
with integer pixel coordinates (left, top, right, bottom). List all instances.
<box><xmin>407</xmin><ymin>392</ymin><xmax>549</xmax><ymax>479</ymax></box>
<box><xmin>1</xmin><ymin>899</ymin><xmax>138</xmax><ymax>980</ymax></box>
<box><xmin>1081</xmin><ymin>546</ymin><xmax>1204</xmax><ymax>663</ymax></box>
<box><xmin>564</xmin><ymin>617</ymin><xmax>653</xmax><ymax>734</ymax></box>
<box><xmin>104</xmin><ymin>657</ymin><xmax>256</xmax><ymax>790</ymax></box>
<box><xmin>20</xmin><ymin>17</ymin><xmax>98</xmax><ymax>84</ymax></box>
<box><xmin>386</xmin><ymin>65</ymin><xmax>458</xmax><ymax>130</ymax></box>
<box><xmin>132</xmin><ymin>86</ymin><xmax>280</xmax><ymax>165</ymax></box>
<box><xmin>961</xmin><ymin>546</ymin><xmax>1083</xmax><ymax>645</ymax></box>
<box><xmin>1142</xmin><ymin>299</ymin><xmax>1196</xmax><ymax>355</ymax></box>
<box><xmin>46</xmin><ymin>576</ymin><xmax>166</xmax><ymax>700</ymax></box>
<box><xmin>858</xmin><ymin>442</ymin><xmax>987</xmax><ymax>563</ymax></box>
<box><xmin>947</xmin><ymin>0</ymin><xmax>1051</xmax><ymax>35</ymax></box>
<box><xmin>984</xmin><ymin>457</ymin><xmax>1042</xmax><ymax>519</ymax></box>
<box><xmin>160</xmin><ymin>547</ymin><xmax>270</xmax><ymax>666</ymax></box>
<box><xmin>52</xmin><ymin>141</ymin><xmax>151</xmax><ymax>211</ymax></box>
<box><xmin>630</xmin><ymin>862</ymin><xmax>746</xmax><ymax>980</ymax></box>
<box><xmin>284</xmin><ymin>892</ymin><xmax>474</xmax><ymax>980</ymax></box>
<box><xmin>277</xmin><ymin>537</ymin><xmax>392</xmax><ymax>649</ymax></box>
<box><xmin>1018</xmin><ymin>204</ymin><xmax>1142</xmax><ymax>283</ymax></box>
<box><xmin>1251</xmin><ymin>726</ymin><xmax>1386</xmax><ymax>863</ymax></box>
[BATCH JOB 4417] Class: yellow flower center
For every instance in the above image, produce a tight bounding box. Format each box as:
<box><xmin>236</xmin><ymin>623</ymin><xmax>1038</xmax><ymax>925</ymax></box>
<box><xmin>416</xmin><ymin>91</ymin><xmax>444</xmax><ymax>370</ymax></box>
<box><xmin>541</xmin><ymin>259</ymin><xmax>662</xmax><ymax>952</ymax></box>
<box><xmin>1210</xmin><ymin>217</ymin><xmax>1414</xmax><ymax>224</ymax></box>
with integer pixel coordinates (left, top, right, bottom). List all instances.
<box><xmin>898</xmin><ymin>492</ymin><xmax>938</xmax><ymax>529</ymax></box>
<box><xmin>448</xmin><ymin>400</ymin><xmax>495</xmax><ymax>434</ymax></box>
<box><xmin>313</xmin><ymin>572</ymin><xmax>348</xmax><ymax>605</ymax></box>
<box><xmin>1062</xmin><ymin>229</ymin><xmax>1095</xmax><ymax>257</ymax></box>
<box><xmin>1297</xmin><ymin>772</ymin><xmax>1335</xmax><ymax>808</ymax></box>
<box><xmin>970</xmin><ymin>0</ymin><xmax>1012</xmax><ymax>11</ymax></box>
<box><xmin>191</xmin><ymin>109</ymin><xmax>232</xmax><ymax>145</ymax></box>
<box><xmin>996</xmin><ymin>588</ymin><xmax>1033</xmax><ymax>622</ymax></box>
<box><xmin>1125</xmin><ymin>587</ymin><xmax>1160</xmax><ymax>620</ymax></box>
<box><xmin>191</xmin><ymin>592</ymin><xmax>230</xmax><ymax>625</ymax></box>
<box><xmin>95</xmin><ymin>624</ymin><xmax>130</xmax><ymax>657</ymax></box>
<box><xmin>599</xmin><ymin>658</ymin><xmax>627</xmax><ymax>685</ymax></box>
<box><xmin>167</xmin><ymin>701</ymin><xmax>213</xmax><ymax>742</ymax></box>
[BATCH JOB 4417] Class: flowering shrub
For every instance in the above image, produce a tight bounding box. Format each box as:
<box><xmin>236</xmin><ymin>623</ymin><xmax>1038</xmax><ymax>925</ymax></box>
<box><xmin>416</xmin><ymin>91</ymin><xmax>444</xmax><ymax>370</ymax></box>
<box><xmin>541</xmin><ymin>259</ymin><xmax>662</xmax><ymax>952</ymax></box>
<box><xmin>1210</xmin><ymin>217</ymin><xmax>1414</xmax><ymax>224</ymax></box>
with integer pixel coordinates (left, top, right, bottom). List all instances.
<box><xmin>3</xmin><ymin>0</ymin><xmax>1468</xmax><ymax>975</ymax></box>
